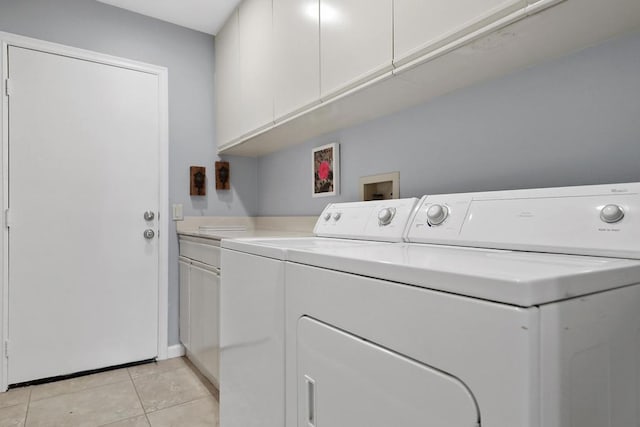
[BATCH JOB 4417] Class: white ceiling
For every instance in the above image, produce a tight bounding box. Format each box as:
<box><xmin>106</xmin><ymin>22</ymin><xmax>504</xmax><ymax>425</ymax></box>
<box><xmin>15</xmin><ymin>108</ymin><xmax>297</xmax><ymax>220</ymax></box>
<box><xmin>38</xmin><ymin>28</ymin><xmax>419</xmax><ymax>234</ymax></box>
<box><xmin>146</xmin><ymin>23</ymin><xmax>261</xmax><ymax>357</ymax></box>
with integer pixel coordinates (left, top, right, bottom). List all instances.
<box><xmin>96</xmin><ymin>0</ymin><xmax>241</xmax><ymax>35</ymax></box>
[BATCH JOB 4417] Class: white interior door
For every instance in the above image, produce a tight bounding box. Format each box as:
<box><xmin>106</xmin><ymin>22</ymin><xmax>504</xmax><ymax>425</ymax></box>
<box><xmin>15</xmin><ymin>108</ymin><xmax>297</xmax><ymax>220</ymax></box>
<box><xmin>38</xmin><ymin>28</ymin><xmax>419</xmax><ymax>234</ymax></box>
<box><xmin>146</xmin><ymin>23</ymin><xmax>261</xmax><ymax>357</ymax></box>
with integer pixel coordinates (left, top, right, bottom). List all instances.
<box><xmin>7</xmin><ymin>46</ymin><xmax>160</xmax><ymax>384</ymax></box>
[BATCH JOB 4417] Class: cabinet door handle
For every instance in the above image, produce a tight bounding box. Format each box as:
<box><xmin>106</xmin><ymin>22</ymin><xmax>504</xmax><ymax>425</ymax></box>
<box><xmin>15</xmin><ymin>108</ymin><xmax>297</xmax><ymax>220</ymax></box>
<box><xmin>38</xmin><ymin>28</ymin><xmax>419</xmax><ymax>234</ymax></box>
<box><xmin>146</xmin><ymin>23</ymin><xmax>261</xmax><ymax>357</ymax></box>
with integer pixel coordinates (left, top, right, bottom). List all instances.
<box><xmin>305</xmin><ymin>375</ymin><xmax>316</xmax><ymax>427</ymax></box>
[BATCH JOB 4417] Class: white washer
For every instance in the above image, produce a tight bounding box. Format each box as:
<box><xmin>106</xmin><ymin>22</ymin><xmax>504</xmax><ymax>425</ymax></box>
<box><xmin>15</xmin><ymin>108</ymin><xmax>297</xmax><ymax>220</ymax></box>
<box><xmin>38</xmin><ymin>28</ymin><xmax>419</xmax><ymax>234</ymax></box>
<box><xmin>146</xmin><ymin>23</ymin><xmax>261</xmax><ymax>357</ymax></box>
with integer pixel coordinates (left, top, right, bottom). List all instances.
<box><xmin>284</xmin><ymin>183</ymin><xmax>640</xmax><ymax>427</ymax></box>
<box><xmin>219</xmin><ymin>198</ymin><xmax>419</xmax><ymax>427</ymax></box>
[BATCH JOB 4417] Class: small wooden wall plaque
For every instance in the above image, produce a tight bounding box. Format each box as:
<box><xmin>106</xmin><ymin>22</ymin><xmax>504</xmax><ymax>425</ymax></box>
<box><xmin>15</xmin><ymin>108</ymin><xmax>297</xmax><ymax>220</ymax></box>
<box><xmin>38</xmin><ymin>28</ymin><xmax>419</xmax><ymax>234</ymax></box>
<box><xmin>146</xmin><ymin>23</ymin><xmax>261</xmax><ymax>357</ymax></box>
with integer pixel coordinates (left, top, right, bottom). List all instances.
<box><xmin>215</xmin><ymin>161</ymin><xmax>230</xmax><ymax>190</ymax></box>
<box><xmin>190</xmin><ymin>166</ymin><xmax>206</xmax><ymax>196</ymax></box>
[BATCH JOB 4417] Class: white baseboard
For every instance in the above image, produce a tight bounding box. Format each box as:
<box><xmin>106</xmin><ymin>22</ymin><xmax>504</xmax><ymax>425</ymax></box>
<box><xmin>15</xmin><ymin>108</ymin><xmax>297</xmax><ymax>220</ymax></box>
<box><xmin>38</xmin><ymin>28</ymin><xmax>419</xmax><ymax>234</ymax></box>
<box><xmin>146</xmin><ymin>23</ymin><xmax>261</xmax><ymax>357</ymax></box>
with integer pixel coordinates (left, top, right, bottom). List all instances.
<box><xmin>166</xmin><ymin>344</ymin><xmax>186</xmax><ymax>359</ymax></box>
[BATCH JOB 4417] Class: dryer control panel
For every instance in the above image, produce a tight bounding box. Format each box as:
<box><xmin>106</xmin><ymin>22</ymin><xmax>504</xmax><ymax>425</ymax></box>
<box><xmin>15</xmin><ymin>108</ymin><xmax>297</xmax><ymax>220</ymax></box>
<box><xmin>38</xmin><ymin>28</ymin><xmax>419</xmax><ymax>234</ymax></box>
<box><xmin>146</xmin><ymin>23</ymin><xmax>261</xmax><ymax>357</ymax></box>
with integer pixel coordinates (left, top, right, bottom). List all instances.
<box><xmin>407</xmin><ymin>183</ymin><xmax>640</xmax><ymax>259</ymax></box>
<box><xmin>315</xmin><ymin>198</ymin><xmax>419</xmax><ymax>242</ymax></box>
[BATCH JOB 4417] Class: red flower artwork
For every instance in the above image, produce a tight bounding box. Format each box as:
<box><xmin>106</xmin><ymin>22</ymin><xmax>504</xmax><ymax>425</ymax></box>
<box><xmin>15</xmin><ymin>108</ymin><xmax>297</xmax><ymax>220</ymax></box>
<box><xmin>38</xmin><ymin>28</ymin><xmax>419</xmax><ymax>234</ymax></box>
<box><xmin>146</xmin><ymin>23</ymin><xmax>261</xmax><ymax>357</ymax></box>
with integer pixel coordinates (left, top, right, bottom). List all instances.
<box><xmin>318</xmin><ymin>161</ymin><xmax>331</xmax><ymax>180</ymax></box>
<box><xmin>313</xmin><ymin>143</ymin><xmax>338</xmax><ymax>196</ymax></box>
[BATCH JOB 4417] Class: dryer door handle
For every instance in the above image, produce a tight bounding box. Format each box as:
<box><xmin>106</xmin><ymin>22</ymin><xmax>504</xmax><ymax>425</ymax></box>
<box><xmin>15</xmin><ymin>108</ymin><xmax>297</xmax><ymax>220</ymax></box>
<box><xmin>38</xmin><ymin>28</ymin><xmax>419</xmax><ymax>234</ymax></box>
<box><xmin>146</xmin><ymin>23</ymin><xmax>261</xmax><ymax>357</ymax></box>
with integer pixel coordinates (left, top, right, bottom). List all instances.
<box><xmin>305</xmin><ymin>375</ymin><xmax>316</xmax><ymax>427</ymax></box>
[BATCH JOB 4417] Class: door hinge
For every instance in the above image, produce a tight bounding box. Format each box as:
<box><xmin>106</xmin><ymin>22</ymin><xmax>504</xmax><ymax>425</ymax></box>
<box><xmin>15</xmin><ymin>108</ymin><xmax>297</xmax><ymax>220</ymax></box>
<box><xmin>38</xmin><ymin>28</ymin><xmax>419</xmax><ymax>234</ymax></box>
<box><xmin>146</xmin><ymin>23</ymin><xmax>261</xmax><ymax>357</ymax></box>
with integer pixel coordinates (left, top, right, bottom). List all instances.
<box><xmin>4</xmin><ymin>209</ymin><xmax>10</xmax><ymax>229</ymax></box>
<box><xmin>4</xmin><ymin>79</ymin><xmax>12</xmax><ymax>97</ymax></box>
<box><xmin>4</xmin><ymin>340</ymin><xmax>8</xmax><ymax>358</ymax></box>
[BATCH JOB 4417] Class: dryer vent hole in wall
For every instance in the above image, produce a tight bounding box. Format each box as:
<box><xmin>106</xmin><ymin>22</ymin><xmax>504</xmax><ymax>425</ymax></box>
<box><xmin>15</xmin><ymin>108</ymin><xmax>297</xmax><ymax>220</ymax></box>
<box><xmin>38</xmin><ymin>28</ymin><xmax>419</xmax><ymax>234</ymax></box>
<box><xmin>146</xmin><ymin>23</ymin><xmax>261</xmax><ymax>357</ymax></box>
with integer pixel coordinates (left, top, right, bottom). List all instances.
<box><xmin>360</xmin><ymin>172</ymin><xmax>400</xmax><ymax>201</ymax></box>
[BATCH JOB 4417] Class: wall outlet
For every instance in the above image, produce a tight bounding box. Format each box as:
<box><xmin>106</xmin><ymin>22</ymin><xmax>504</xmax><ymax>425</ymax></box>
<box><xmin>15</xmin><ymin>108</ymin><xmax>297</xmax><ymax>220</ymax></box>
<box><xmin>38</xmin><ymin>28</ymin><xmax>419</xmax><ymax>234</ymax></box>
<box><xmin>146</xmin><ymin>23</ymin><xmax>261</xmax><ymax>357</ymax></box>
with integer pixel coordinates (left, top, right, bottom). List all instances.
<box><xmin>172</xmin><ymin>204</ymin><xmax>184</xmax><ymax>221</ymax></box>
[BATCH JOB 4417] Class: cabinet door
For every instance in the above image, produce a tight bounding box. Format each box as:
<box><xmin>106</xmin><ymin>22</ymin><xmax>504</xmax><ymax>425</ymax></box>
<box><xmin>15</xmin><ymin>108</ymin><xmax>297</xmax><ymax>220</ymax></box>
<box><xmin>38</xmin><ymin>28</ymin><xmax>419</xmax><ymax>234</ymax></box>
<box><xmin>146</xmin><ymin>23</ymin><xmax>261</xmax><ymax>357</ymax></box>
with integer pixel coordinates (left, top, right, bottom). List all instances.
<box><xmin>179</xmin><ymin>258</ymin><xmax>191</xmax><ymax>350</ymax></box>
<box><xmin>190</xmin><ymin>264</ymin><xmax>220</xmax><ymax>385</ymax></box>
<box><xmin>238</xmin><ymin>0</ymin><xmax>274</xmax><ymax>136</ymax></box>
<box><xmin>215</xmin><ymin>9</ymin><xmax>241</xmax><ymax>147</ymax></box>
<box><xmin>320</xmin><ymin>0</ymin><xmax>392</xmax><ymax>99</ymax></box>
<box><xmin>394</xmin><ymin>0</ymin><xmax>525</xmax><ymax>64</ymax></box>
<box><xmin>273</xmin><ymin>0</ymin><xmax>320</xmax><ymax>120</ymax></box>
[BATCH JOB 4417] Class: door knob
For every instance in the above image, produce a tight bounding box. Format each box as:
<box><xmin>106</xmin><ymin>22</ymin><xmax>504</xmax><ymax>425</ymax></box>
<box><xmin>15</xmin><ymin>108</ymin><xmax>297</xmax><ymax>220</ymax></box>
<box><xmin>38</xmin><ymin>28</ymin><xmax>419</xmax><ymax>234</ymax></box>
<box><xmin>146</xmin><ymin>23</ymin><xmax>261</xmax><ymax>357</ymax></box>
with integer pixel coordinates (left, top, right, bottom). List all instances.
<box><xmin>143</xmin><ymin>229</ymin><xmax>155</xmax><ymax>239</ymax></box>
<box><xmin>144</xmin><ymin>211</ymin><xmax>155</xmax><ymax>221</ymax></box>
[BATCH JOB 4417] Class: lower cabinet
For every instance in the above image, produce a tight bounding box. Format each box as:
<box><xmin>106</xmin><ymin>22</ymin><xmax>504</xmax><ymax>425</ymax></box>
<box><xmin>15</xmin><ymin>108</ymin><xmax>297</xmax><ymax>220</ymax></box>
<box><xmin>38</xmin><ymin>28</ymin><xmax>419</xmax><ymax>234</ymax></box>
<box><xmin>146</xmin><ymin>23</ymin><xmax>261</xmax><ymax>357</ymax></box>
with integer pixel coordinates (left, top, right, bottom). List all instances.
<box><xmin>179</xmin><ymin>255</ymin><xmax>220</xmax><ymax>387</ymax></box>
<box><xmin>179</xmin><ymin>258</ymin><xmax>191</xmax><ymax>350</ymax></box>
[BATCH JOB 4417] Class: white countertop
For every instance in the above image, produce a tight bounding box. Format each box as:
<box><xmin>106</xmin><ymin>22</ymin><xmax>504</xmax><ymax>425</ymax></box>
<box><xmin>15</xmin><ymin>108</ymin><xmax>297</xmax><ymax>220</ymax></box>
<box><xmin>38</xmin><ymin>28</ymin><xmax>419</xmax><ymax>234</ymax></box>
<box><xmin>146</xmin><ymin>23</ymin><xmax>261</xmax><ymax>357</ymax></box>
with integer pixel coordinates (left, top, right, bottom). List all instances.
<box><xmin>178</xmin><ymin>228</ymin><xmax>312</xmax><ymax>241</ymax></box>
<box><xmin>176</xmin><ymin>215</ymin><xmax>316</xmax><ymax>241</ymax></box>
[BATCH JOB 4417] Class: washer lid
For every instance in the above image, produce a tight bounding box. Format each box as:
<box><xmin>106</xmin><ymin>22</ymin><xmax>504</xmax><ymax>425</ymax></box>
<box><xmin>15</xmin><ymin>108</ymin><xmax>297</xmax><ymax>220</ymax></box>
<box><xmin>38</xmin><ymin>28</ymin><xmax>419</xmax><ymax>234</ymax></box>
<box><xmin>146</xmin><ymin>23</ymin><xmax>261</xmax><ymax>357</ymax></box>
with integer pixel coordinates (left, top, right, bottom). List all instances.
<box><xmin>286</xmin><ymin>243</ymin><xmax>640</xmax><ymax>306</ymax></box>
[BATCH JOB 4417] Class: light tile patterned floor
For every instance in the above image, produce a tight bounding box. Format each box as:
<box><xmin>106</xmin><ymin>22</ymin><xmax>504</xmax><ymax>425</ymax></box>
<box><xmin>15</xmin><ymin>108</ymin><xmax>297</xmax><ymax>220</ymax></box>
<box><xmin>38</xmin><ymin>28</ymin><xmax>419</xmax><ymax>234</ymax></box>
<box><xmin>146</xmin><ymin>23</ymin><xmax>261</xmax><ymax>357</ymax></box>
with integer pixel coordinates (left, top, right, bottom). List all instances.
<box><xmin>0</xmin><ymin>357</ymin><xmax>218</xmax><ymax>427</ymax></box>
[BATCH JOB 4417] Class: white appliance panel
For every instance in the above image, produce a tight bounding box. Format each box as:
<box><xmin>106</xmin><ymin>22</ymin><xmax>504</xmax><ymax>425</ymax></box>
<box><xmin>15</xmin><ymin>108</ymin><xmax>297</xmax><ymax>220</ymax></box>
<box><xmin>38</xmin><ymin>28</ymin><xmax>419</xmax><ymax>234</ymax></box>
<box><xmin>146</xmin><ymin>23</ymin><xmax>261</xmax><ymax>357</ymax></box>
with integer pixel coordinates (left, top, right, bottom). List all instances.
<box><xmin>314</xmin><ymin>198</ymin><xmax>418</xmax><ymax>241</ymax></box>
<box><xmin>220</xmin><ymin>249</ymin><xmax>286</xmax><ymax>427</ymax></box>
<box><xmin>281</xmin><ymin>183</ymin><xmax>640</xmax><ymax>427</ymax></box>
<box><xmin>408</xmin><ymin>183</ymin><xmax>640</xmax><ymax>259</ymax></box>
<box><xmin>220</xmin><ymin>197</ymin><xmax>419</xmax><ymax>427</ymax></box>
<box><xmin>540</xmin><ymin>284</ymin><xmax>640</xmax><ymax>427</ymax></box>
<box><xmin>297</xmin><ymin>317</ymin><xmax>479</xmax><ymax>427</ymax></box>
<box><xmin>286</xmin><ymin>243</ymin><xmax>640</xmax><ymax>306</ymax></box>
<box><xmin>285</xmin><ymin>262</ymin><xmax>540</xmax><ymax>427</ymax></box>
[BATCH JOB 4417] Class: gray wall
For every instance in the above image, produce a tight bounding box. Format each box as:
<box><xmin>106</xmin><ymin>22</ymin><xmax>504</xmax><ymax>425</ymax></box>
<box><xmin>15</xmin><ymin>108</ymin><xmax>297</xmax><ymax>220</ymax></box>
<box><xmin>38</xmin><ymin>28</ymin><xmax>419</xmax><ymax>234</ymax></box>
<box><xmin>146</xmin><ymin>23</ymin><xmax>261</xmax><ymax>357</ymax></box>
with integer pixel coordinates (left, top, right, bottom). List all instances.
<box><xmin>258</xmin><ymin>30</ymin><xmax>640</xmax><ymax>215</ymax></box>
<box><xmin>0</xmin><ymin>0</ymin><xmax>258</xmax><ymax>346</ymax></box>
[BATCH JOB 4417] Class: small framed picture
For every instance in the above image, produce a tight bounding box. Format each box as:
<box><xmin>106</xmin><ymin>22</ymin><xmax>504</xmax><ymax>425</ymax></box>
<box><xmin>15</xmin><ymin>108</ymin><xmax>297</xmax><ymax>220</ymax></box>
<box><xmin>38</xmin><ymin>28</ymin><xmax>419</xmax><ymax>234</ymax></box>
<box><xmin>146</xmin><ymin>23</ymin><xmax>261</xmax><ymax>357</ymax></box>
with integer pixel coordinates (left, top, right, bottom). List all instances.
<box><xmin>312</xmin><ymin>142</ymin><xmax>339</xmax><ymax>198</ymax></box>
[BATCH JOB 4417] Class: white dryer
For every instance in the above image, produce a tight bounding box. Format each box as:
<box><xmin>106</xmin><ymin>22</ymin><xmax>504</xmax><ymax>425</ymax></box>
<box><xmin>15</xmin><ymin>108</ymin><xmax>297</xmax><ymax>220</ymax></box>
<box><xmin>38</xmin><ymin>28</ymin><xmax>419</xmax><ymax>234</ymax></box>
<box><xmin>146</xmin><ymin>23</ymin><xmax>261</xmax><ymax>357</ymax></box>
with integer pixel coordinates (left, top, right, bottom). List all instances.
<box><xmin>284</xmin><ymin>183</ymin><xmax>640</xmax><ymax>427</ymax></box>
<box><xmin>219</xmin><ymin>198</ymin><xmax>419</xmax><ymax>427</ymax></box>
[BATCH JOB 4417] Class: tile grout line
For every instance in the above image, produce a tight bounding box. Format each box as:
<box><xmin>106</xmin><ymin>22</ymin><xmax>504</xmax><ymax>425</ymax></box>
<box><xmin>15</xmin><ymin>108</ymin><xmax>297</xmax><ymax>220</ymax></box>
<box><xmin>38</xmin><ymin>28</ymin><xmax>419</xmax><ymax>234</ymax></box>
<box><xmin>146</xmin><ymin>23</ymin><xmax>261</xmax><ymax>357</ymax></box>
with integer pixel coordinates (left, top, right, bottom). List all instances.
<box><xmin>128</xmin><ymin>359</ymin><xmax>186</xmax><ymax>381</ymax></box>
<box><xmin>29</xmin><ymin>377</ymin><xmax>133</xmax><ymax>405</ymax></box>
<box><xmin>23</xmin><ymin>387</ymin><xmax>32</xmax><ymax>427</ymax></box>
<box><xmin>29</xmin><ymin>371</ymin><xmax>131</xmax><ymax>404</ymax></box>
<box><xmin>127</xmin><ymin>367</ymin><xmax>152</xmax><ymax>426</ymax></box>
<box><xmin>23</xmin><ymin>378</ymin><xmax>137</xmax><ymax>427</ymax></box>
<box><xmin>143</xmin><ymin>395</ymin><xmax>214</xmax><ymax>416</ymax></box>
<box><xmin>130</xmin><ymin>361</ymin><xmax>212</xmax><ymax>416</ymax></box>
<box><xmin>182</xmin><ymin>359</ymin><xmax>218</xmax><ymax>399</ymax></box>
<box><xmin>98</xmin><ymin>413</ymin><xmax>148</xmax><ymax>427</ymax></box>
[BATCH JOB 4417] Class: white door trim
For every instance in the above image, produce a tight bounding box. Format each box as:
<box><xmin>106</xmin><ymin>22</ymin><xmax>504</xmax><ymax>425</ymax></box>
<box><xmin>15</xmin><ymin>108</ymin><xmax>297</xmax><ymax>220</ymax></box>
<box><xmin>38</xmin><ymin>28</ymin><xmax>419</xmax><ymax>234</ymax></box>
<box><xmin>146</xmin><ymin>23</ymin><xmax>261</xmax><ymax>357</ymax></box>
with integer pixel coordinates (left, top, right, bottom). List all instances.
<box><xmin>0</xmin><ymin>32</ymin><xmax>170</xmax><ymax>391</ymax></box>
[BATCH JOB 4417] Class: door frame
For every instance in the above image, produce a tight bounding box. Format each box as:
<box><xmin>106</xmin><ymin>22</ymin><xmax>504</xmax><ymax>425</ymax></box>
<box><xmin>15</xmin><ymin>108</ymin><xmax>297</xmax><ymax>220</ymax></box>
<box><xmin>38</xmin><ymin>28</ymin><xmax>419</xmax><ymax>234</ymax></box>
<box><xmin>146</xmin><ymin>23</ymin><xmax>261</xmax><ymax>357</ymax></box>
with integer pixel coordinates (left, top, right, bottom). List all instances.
<box><xmin>0</xmin><ymin>32</ymin><xmax>170</xmax><ymax>391</ymax></box>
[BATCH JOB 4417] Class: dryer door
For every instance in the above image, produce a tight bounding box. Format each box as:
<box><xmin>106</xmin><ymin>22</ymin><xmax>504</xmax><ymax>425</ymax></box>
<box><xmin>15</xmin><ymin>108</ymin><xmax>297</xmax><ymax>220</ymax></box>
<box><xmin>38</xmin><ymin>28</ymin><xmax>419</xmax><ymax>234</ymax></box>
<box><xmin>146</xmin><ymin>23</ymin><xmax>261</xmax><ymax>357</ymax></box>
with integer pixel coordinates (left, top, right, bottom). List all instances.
<box><xmin>297</xmin><ymin>317</ymin><xmax>480</xmax><ymax>427</ymax></box>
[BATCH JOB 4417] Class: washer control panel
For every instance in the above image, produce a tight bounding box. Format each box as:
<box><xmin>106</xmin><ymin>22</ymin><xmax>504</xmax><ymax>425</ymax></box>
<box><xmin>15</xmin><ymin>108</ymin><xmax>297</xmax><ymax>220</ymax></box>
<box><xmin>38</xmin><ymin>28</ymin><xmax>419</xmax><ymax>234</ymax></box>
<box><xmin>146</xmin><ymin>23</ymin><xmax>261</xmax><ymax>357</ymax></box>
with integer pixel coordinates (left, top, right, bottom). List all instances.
<box><xmin>407</xmin><ymin>183</ymin><xmax>640</xmax><ymax>259</ymax></box>
<box><xmin>315</xmin><ymin>198</ymin><xmax>419</xmax><ymax>242</ymax></box>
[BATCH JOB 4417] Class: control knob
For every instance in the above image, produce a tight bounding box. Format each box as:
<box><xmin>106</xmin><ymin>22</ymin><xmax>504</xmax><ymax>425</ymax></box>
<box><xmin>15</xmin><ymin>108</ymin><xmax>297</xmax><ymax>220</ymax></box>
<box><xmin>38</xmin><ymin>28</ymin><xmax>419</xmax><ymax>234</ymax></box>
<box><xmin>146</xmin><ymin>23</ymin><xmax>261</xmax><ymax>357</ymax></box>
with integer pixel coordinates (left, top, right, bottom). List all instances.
<box><xmin>323</xmin><ymin>212</ymin><xmax>332</xmax><ymax>221</ymax></box>
<box><xmin>377</xmin><ymin>207</ymin><xmax>396</xmax><ymax>226</ymax></box>
<box><xmin>426</xmin><ymin>204</ymin><xmax>448</xmax><ymax>226</ymax></box>
<box><xmin>333</xmin><ymin>212</ymin><xmax>342</xmax><ymax>221</ymax></box>
<box><xmin>600</xmin><ymin>204</ymin><xmax>624</xmax><ymax>224</ymax></box>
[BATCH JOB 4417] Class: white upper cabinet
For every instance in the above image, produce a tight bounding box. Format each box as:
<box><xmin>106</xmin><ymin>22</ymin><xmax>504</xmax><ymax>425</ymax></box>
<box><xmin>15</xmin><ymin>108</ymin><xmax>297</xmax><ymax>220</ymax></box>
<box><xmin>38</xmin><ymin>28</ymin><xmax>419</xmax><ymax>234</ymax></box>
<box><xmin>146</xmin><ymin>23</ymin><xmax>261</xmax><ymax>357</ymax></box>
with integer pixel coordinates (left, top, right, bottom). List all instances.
<box><xmin>393</xmin><ymin>0</ymin><xmax>526</xmax><ymax>66</ymax></box>
<box><xmin>273</xmin><ymin>0</ymin><xmax>320</xmax><ymax>120</ymax></box>
<box><xmin>238</xmin><ymin>0</ymin><xmax>274</xmax><ymax>137</ymax></box>
<box><xmin>320</xmin><ymin>0</ymin><xmax>393</xmax><ymax>99</ymax></box>
<box><xmin>217</xmin><ymin>0</ymin><xmax>639</xmax><ymax>156</ymax></box>
<box><xmin>215</xmin><ymin>9</ymin><xmax>240</xmax><ymax>148</ymax></box>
